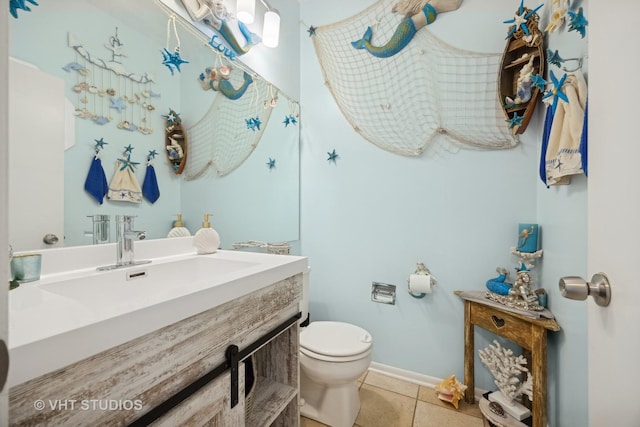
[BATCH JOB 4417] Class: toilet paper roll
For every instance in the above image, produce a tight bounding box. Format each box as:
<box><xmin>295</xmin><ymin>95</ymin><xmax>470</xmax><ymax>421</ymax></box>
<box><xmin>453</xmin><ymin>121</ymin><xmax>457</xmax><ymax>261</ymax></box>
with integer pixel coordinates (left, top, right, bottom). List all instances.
<box><xmin>409</xmin><ymin>274</ymin><xmax>432</xmax><ymax>294</ymax></box>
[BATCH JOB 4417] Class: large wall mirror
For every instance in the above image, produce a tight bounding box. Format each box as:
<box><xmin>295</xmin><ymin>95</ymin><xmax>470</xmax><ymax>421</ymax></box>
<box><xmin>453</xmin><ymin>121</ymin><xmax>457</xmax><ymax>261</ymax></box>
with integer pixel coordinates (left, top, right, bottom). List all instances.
<box><xmin>8</xmin><ymin>0</ymin><xmax>300</xmax><ymax>252</ymax></box>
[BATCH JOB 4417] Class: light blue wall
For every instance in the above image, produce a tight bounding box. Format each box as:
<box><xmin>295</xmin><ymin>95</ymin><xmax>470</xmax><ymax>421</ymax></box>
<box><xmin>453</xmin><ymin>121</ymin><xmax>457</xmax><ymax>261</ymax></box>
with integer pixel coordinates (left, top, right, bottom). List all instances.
<box><xmin>300</xmin><ymin>1</ymin><xmax>587</xmax><ymax>426</ymax></box>
<box><xmin>11</xmin><ymin>0</ymin><xmax>300</xmax><ymax>248</ymax></box>
<box><xmin>10</xmin><ymin>1</ymin><xmax>181</xmax><ymax>244</ymax></box>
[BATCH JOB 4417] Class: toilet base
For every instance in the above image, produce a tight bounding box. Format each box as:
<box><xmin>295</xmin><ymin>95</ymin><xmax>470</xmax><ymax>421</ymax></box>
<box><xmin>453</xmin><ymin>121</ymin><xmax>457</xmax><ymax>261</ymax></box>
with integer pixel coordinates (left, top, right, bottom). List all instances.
<box><xmin>300</xmin><ymin>370</ymin><xmax>360</xmax><ymax>427</ymax></box>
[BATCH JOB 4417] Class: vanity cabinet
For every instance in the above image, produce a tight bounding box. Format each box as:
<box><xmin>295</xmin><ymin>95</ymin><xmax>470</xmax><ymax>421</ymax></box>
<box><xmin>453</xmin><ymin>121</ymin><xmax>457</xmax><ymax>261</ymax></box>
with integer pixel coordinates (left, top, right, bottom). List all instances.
<box><xmin>9</xmin><ymin>273</ymin><xmax>302</xmax><ymax>426</ymax></box>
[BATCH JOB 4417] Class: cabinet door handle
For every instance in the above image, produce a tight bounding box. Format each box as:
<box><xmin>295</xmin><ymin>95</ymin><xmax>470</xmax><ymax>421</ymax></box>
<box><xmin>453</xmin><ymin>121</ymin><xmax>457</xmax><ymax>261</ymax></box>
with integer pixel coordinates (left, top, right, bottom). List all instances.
<box><xmin>491</xmin><ymin>315</ymin><xmax>505</xmax><ymax>328</ymax></box>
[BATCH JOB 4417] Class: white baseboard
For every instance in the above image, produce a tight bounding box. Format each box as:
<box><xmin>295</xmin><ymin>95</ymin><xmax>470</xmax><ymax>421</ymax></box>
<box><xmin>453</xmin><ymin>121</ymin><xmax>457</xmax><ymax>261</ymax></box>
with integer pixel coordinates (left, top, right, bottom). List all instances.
<box><xmin>368</xmin><ymin>361</ymin><xmax>487</xmax><ymax>401</ymax></box>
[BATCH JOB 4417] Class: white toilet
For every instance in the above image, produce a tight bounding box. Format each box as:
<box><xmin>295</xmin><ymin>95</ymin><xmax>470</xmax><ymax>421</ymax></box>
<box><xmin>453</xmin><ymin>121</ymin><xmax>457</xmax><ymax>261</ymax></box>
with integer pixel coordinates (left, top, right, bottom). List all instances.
<box><xmin>299</xmin><ymin>270</ymin><xmax>373</xmax><ymax>427</ymax></box>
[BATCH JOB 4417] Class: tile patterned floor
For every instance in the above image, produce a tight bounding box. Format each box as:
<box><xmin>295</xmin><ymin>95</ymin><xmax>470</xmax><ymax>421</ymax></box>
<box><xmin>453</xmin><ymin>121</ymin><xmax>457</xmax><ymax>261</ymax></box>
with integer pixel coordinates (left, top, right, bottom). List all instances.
<box><xmin>301</xmin><ymin>370</ymin><xmax>485</xmax><ymax>427</ymax></box>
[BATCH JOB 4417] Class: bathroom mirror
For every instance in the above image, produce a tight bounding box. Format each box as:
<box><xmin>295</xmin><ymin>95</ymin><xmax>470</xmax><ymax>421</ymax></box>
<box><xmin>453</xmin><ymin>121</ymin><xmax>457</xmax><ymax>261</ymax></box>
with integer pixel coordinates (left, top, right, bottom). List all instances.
<box><xmin>8</xmin><ymin>0</ymin><xmax>300</xmax><ymax>252</ymax></box>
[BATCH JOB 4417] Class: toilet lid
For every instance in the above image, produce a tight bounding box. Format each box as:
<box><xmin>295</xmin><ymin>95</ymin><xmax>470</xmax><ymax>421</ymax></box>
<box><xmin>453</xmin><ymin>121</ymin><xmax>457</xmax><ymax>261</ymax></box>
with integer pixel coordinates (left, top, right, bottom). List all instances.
<box><xmin>300</xmin><ymin>321</ymin><xmax>373</xmax><ymax>357</ymax></box>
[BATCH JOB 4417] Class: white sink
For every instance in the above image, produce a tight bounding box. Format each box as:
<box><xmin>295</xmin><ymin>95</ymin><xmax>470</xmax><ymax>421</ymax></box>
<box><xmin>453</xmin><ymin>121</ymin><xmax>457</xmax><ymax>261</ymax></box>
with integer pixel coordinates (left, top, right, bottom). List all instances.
<box><xmin>8</xmin><ymin>238</ymin><xmax>307</xmax><ymax>387</ymax></box>
<box><xmin>41</xmin><ymin>256</ymin><xmax>258</xmax><ymax>310</ymax></box>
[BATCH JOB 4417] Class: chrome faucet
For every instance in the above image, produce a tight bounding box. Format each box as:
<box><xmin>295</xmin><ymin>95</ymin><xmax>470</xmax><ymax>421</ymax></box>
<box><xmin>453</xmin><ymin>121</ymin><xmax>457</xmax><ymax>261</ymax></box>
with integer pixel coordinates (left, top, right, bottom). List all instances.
<box><xmin>97</xmin><ymin>215</ymin><xmax>150</xmax><ymax>271</ymax></box>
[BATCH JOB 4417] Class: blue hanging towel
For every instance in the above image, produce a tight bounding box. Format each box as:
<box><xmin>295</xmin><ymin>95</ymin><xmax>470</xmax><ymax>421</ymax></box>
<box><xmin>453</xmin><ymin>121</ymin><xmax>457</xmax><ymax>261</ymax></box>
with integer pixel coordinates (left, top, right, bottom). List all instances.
<box><xmin>142</xmin><ymin>164</ymin><xmax>160</xmax><ymax>203</ymax></box>
<box><xmin>539</xmin><ymin>105</ymin><xmax>554</xmax><ymax>187</ymax></box>
<box><xmin>84</xmin><ymin>157</ymin><xmax>109</xmax><ymax>204</ymax></box>
<box><xmin>580</xmin><ymin>99</ymin><xmax>588</xmax><ymax>176</ymax></box>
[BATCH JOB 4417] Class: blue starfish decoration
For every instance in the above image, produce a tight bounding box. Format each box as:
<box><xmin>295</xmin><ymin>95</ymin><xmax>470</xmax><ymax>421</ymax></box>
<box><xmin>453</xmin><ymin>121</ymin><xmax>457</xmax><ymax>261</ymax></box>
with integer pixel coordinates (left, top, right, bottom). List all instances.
<box><xmin>109</xmin><ymin>97</ymin><xmax>127</xmax><ymax>112</ymax></box>
<box><xmin>94</xmin><ymin>116</ymin><xmax>109</xmax><ymax>125</ymax></box>
<box><xmin>546</xmin><ymin>49</ymin><xmax>565</xmax><ymax>67</ymax></box>
<box><xmin>506</xmin><ymin>112</ymin><xmax>524</xmax><ymax>129</ymax></box>
<box><xmin>245</xmin><ymin>117</ymin><xmax>262</xmax><ymax>131</ymax></box>
<box><xmin>568</xmin><ymin>7</ymin><xmax>588</xmax><ymax>38</ymax></box>
<box><xmin>503</xmin><ymin>0</ymin><xmax>544</xmax><ymax>39</ymax></box>
<box><xmin>531</xmin><ymin>74</ymin><xmax>547</xmax><ymax>91</ymax></box>
<box><xmin>307</xmin><ymin>26</ymin><xmax>317</xmax><ymax>37</ymax></box>
<box><xmin>118</xmin><ymin>154</ymin><xmax>140</xmax><ymax>173</ymax></box>
<box><xmin>327</xmin><ymin>149</ymin><xmax>339</xmax><ymax>162</ymax></box>
<box><xmin>283</xmin><ymin>115</ymin><xmax>298</xmax><ymax>127</ymax></box>
<box><xmin>542</xmin><ymin>70</ymin><xmax>569</xmax><ymax>115</ymax></box>
<box><xmin>162</xmin><ymin>109</ymin><xmax>181</xmax><ymax>126</ymax></box>
<box><xmin>161</xmin><ymin>47</ymin><xmax>189</xmax><ymax>75</ymax></box>
<box><xmin>148</xmin><ymin>150</ymin><xmax>158</xmax><ymax>159</ymax></box>
<box><xmin>9</xmin><ymin>0</ymin><xmax>38</xmax><ymax>19</ymax></box>
<box><xmin>94</xmin><ymin>138</ymin><xmax>108</xmax><ymax>149</ymax></box>
<box><xmin>267</xmin><ymin>158</ymin><xmax>276</xmax><ymax>169</ymax></box>
<box><xmin>124</xmin><ymin>144</ymin><xmax>134</xmax><ymax>154</ymax></box>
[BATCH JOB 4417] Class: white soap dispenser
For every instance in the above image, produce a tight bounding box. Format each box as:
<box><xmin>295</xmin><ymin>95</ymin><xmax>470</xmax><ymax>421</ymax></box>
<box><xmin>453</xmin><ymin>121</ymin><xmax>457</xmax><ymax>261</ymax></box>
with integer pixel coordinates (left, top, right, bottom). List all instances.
<box><xmin>167</xmin><ymin>214</ymin><xmax>192</xmax><ymax>238</ymax></box>
<box><xmin>193</xmin><ymin>213</ymin><xmax>220</xmax><ymax>254</ymax></box>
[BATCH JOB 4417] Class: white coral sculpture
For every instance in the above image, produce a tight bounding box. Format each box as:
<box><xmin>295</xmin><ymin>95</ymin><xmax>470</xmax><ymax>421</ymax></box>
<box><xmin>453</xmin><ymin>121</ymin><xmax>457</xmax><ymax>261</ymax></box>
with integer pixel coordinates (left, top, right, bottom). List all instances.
<box><xmin>478</xmin><ymin>340</ymin><xmax>533</xmax><ymax>404</ymax></box>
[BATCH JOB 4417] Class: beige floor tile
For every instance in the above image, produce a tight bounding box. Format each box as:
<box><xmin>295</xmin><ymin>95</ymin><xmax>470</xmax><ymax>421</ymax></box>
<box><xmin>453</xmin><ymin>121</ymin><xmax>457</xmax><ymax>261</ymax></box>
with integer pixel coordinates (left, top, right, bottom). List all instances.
<box><xmin>417</xmin><ymin>385</ymin><xmax>482</xmax><ymax>418</ymax></box>
<box><xmin>364</xmin><ymin>371</ymin><xmax>419</xmax><ymax>398</ymax></box>
<box><xmin>413</xmin><ymin>401</ymin><xmax>485</xmax><ymax>427</ymax></box>
<box><xmin>356</xmin><ymin>384</ymin><xmax>416</xmax><ymax>427</ymax></box>
<box><xmin>300</xmin><ymin>416</ymin><xmax>329</xmax><ymax>427</ymax></box>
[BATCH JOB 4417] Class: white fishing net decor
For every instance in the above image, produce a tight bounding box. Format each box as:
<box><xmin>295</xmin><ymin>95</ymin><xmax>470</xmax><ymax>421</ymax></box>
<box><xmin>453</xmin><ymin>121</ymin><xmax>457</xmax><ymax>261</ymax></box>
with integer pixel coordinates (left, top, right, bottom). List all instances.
<box><xmin>185</xmin><ymin>75</ymin><xmax>275</xmax><ymax>178</ymax></box>
<box><xmin>311</xmin><ymin>0</ymin><xmax>518</xmax><ymax>156</ymax></box>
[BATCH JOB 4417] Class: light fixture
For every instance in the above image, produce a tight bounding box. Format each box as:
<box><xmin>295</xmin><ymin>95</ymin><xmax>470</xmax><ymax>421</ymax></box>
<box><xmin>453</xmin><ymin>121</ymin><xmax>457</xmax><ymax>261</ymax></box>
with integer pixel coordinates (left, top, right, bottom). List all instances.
<box><xmin>262</xmin><ymin>9</ymin><xmax>280</xmax><ymax>48</ymax></box>
<box><xmin>258</xmin><ymin>0</ymin><xmax>280</xmax><ymax>48</ymax></box>
<box><xmin>236</xmin><ymin>0</ymin><xmax>255</xmax><ymax>24</ymax></box>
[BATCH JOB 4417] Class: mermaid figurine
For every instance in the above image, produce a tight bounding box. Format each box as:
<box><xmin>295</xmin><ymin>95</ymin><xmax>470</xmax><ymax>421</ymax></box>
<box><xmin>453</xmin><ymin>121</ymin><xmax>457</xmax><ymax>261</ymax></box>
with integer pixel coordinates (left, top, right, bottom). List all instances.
<box><xmin>352</xmin><ymin>0</ymin><xmax>463</xmax><ymax>58</ymax></box>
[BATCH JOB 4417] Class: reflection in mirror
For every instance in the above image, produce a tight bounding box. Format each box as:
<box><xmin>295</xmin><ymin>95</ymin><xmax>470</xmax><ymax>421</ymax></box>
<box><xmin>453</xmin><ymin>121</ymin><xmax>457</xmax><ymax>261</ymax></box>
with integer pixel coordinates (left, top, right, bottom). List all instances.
<box><xmin>8</xmin><ymin>0</ymin><xmax>299</xmax><ymax>252</ymax></box>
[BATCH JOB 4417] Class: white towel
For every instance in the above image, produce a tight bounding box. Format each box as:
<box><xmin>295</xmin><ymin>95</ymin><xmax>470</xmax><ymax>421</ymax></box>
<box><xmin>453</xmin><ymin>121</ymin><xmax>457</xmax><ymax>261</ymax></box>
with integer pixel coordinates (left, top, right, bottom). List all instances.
<box><xmin>544</xmin><ymin>71</ymin><xmax>588</xmax><ymax>186</ymax></box>
<box><xmin>107</xmin><ymin>160</ymin><xmax>142</xmax><ymax>203</ymax></box>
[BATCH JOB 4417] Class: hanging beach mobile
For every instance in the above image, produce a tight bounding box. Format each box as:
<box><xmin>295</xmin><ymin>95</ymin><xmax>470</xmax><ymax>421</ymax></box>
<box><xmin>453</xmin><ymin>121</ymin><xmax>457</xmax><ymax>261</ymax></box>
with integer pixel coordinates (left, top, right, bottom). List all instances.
<box><xmin>66</xmin><ymin>28</ymin><xmax>156</xmax><ymax>134</ymax></box>
<box><xmin>163</xmin><ymin>108</ymin><xmax>188</xmax><ymax>174</ymax></box>
<box><xmin>84</xmin><ymin>137</ymin><xmax>109</xmax><ymax>205</ymax></box>
<box><xmin>161</xmin><ymin>16</ymin><xmax>189</xmax><ymax>75</ymax></box>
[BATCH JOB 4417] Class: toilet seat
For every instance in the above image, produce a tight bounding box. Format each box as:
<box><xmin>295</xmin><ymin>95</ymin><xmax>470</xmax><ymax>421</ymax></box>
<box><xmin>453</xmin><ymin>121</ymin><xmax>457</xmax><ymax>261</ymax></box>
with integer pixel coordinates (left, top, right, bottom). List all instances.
<box><xmin>300</xmin><ymin>321</ymin><xmax>373</xmax><ymax>362</ymax></box>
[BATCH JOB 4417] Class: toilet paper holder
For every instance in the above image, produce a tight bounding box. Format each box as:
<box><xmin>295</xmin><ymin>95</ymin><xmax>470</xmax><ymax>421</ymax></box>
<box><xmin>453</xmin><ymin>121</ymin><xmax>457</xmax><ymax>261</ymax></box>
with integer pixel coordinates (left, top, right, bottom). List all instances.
<box><xmin>408</xmin><ymin>262</ymin><xmax>437</xmax><ymax>299</ymax></box>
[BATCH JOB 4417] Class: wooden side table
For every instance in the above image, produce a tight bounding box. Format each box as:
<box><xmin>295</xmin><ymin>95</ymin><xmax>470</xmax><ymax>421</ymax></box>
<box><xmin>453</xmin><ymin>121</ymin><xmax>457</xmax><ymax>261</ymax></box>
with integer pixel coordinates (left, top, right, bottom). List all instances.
<box><xmin>456</xmin><ymin>292</ymin><xmax>560</xmax><ymax>427</ymax></box>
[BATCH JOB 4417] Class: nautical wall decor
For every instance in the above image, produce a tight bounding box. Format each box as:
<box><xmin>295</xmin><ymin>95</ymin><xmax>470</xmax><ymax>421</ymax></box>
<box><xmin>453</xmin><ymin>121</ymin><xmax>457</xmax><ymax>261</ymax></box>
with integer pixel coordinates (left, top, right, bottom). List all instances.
<box><xmin>9</xmin><ymin>0</ymin><xmax>38</xmax><ymax>18</ymax></box>
<box><xmin>351</xmin><ymin>0</ymin><xmax>462</xmax><ymax>58</ymax></box>
<box><xmin>66</xmin><ymin>29</ymin><xmax>157</xmax><ymax>135</ymax></box>
<box><xmin>185</xmin><ymin>76</ymin><xmax>275</xmax><ymax>178</ymax></box>
<box><xmin>198</xmin><ymin>65</ymin><xmax>253</xmax><ymax>100</ymax></box>
<box><xmin>178</xmin><ymin>0</ymin><xmax>260</xmax><ymax>60</ymax></box>
<box><xmin>310</xmin><ymin>0</ymin><xmax>518</xmax><ymax>156</ymax></box>
<box><xmin>498</xmin><ymin>1</ymin><xmax>545</xmax><ymax>135</ymax></box>
<box><xmin>163</xmin><ymin>109</ymin><xmax>188</xmax><ymax>174</ymax></box>
<box><xmin>162</xmin><ymin>15</ymin><xmax>189</xmax><ymax>75</ymax></box>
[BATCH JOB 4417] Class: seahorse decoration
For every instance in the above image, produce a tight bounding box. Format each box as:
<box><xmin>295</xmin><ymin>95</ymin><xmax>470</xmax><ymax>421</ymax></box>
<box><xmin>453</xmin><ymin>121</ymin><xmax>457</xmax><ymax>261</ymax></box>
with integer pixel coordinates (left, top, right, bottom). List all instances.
<box><xmin>351</xmin><ymin>0</ymin><xmax>463</xmax><ymax>58</ymax></box>
<box><xmin>198</xmin><ymin>65</ymin><xmax>253</xmax><ymax>100</ymax></box>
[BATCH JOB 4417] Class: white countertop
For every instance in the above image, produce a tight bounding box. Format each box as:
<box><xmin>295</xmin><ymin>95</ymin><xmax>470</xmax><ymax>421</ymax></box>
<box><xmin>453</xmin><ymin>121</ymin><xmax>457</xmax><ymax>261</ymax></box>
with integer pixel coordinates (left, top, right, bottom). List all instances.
<box><xmin>9</xmin><ymin>237</ymin><xmax>307</xmax><ymax>387</ymax></box>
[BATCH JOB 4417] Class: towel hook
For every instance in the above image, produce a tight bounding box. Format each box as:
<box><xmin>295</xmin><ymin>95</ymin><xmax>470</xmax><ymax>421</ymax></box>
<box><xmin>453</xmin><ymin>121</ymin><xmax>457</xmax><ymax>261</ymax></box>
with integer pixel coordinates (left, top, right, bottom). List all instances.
<box><xmin>561</xmin><ymin>57</ymin><xmax>584</xmax><ymax>73</ymax></box>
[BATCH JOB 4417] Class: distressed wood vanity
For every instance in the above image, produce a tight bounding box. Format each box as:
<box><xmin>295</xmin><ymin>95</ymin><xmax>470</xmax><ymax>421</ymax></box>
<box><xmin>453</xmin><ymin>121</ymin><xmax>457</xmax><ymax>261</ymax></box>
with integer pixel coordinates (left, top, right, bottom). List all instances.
<box><xmin>8</xmin><ymin>241</ymin><xmax>305</xmax><ymax>426</ymax></box>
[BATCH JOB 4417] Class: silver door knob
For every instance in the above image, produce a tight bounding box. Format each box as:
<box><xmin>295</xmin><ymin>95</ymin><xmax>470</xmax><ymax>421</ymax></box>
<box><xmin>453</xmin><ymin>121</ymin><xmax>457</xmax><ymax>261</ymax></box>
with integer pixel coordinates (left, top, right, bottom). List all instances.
<box><xmin>559</xmin><ymin>273</ymin><xmax>611</xmax><ymax>307</ymax></box>
<box><xmin>42</xmin><ymin>233</ymin><xmax>59</xmax><ymax>245</ymax></box>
